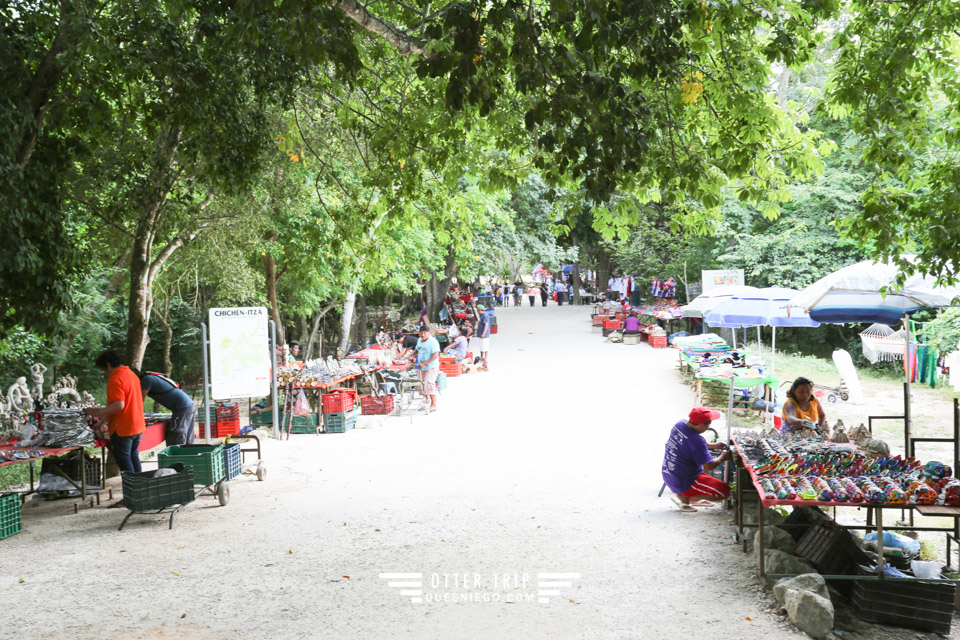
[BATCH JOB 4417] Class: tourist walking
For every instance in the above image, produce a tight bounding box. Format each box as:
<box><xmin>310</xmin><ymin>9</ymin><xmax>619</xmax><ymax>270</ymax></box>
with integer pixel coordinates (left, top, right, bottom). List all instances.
<box><xmin>527</xmin><ymin>283</ymin><xmax>538</xmax><ymax>307</ymax></box>
<box><xmin>540</xmin><ymin>283</ymin><xmax>548</xmax><ymax>307</ymax></box>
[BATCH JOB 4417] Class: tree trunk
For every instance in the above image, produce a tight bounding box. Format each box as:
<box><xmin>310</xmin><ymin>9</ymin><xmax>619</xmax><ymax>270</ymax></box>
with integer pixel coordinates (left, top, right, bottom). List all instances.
<box><xmin>15</xmin><ymin>6</ymin><xmax>76</xmax><ymax>169</ymax></box>
<box><xmin>264</xmin><ymin>234</ymin><xmax>285</xmax><ymax>347</ymax></box>
<box><xmin>126</xmin><ymin>229</ymin><xmax>155</xmax><ymax>369</ymax></box>
<box><xmin>777</xmin><ymin>67</ymin><xmax>790</xmax><ymax>109</ymax></box>
<box><xmin>425</xmin><ymin>247</ymin><xmax>457</xmax><ymax>323</ymax></box>
<box><xmin>338</xmin><ymin>290</ymin><xmax>357</xmax><ymax>354</ymax></box>
<box><xmin>305</xmin><ymin>301</ymin><xmax>337</xmax><ymax>360</ymax></box>
<box><xmin>357</xmin><ymin>294</ymin><xmax>367</xmax><ymax>347</ymax></box>
<box><xmin>597</xmin><ymin>250</ymin><xmax>612</xmax><ymax>297</ymax></box>
<box><xmin>125</xmin><ymin>126</ymin><xmax>185</xmax><ymax>369</ymax></box>
<box><xmin>154</xmin><ymin>298</ymin><xmax>174</xmax><ymax>376</ymax></box>
<box><xmin>572</xmin><ymin>263</ymin><xmax>581</xmax><ymax>305</ymax></box>
<box><xmin>295</xmin><ymin>316</ymin><xmax>309</xmax><ymax>344</ymax></box>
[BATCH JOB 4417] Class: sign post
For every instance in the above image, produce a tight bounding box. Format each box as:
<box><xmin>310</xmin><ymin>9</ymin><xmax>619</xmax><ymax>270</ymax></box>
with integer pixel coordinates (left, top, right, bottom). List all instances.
<box><xmin>201</xmin><ymin>307</ymin><xmax>275</xmax><ymax>442</ymax></box>
<box><xmin>701</xmin><ymin>269</ymin><xmax>745</xmax><ymax>294</ymax></box>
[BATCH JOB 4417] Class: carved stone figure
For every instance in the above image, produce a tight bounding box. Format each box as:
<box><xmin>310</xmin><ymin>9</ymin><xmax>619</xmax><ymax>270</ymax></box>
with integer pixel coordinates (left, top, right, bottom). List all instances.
<box><xmin>7</xmin><ymin>377</ymin><xmax>32</xmax><ymax>412</ymax></box>
<box><xmin>30</xmin><ymin>363</ymin><xmax>47</xmax><ymax>399</ymax></box>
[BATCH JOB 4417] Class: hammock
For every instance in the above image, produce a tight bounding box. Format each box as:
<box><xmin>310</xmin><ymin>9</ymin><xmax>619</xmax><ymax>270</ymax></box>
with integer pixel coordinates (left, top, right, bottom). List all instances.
<box><xmin>860</xmin><ymin>323</ymin><xmax>907</xmax><ymax>364</ymax></box>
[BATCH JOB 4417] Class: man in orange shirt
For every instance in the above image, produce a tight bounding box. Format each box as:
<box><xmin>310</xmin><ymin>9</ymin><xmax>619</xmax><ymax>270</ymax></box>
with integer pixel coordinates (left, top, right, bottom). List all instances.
<box><xmin>84</xmin><ymin>350</ymin><xmax>146</xmax><ymax>474</ymax></box>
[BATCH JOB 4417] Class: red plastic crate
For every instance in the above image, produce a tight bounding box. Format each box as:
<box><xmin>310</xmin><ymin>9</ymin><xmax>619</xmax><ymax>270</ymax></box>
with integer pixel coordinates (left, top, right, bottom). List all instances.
<box><xmin>649</xmin><ymin>335</ymin><xmax>667</xmax><ymax>349</ymax></box>
<box><xmin>196</xmin><ymin>418</ymin><xmax>241</xmax><ymax>439</ymax></box>
<box><xmin>216</xmin><ymin>403</ymin><xmax>240</xmax><ymax>422</ymax></box>
<box><xmin>360</xmin><ymin>395</ymin><xmax>395</xmax><ymax>415</ymax></box>
<box><xmin>591</xmin><ymin>315</ymin><xmax>605</xmax><ymax>326</ymax></box>
<box><xmin>603</xmin><ymin>319</ymin><xmax>623</xmax><ymax>330</ymax></box>
<box><xmin>322</xmin><ymin>389</ymin><xmax>358</xmax><ymax>413</ymax></box>
<box><xmin>491</xmin><ymin>325</ymin><xmax>498</xmax><ymax>334</ymax></box>
<box><xmin>440</xmin><ymin>362</ymin><xmax>462</xmax><ymax>377</ymax></box>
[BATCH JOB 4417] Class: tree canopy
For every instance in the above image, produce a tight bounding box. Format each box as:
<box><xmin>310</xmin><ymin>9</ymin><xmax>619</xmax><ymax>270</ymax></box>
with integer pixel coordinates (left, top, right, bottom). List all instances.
<box><xmin>3</xmin><ymin>0</ymin><xmax>960</xmax><ymax>378</ymax></box>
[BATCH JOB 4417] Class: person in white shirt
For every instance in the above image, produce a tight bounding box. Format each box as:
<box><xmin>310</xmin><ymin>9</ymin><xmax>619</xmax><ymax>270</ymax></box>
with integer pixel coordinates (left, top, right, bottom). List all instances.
<box><xmin>555</xmin><ymin>280</ymin><xmax>567</xmax><ymax>306</ymax></box>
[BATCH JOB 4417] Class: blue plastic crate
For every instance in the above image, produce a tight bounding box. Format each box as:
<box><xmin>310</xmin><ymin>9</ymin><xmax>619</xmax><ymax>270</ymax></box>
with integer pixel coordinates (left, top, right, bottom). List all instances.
<box><xmin>223</xmin><ymin>442</ymin><xmax>242</xmax><ymax>480</ymax></box>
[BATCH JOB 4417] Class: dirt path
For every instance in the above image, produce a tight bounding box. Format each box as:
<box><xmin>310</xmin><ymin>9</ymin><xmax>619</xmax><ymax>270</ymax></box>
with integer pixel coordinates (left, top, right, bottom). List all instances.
<box><xmin>1</xmin><ymin>304</ymin><xmax>953</xmax><ymax>639</ymax></box>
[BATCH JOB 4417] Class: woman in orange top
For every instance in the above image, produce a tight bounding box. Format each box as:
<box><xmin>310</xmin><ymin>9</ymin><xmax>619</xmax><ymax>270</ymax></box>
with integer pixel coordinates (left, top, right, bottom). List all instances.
<box><xmin>85</xmin><ymin>350</ymin><xmax>146</xmax><ymax>474</ymax></box>
<box><xmin>781</xmin><ymin>377</ymin><xmax>826</xmax><ymax>431</ymax></box>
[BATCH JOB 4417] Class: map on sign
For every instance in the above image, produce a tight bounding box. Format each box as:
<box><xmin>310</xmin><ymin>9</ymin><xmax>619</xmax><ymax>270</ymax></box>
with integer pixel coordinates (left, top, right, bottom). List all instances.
<box><xmin>209</xmin><ymin>307</ymin><xmax>271</xmax><ymax>399</ymax></box>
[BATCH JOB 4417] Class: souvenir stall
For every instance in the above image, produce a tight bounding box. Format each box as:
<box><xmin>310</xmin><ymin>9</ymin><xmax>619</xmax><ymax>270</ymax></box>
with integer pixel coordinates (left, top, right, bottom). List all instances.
<box><xmin>732</xmin><ymin>414</ymin><xmax>960</xmax><ymax>633</ymax></box>
<box><xmin>726</xmin><ymin>258</ymin><xmax>960</xmax><ymax>633</ymax></box>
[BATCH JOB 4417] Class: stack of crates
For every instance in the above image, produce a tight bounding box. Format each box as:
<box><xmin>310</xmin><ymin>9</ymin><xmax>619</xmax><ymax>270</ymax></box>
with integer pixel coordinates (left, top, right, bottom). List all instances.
<box><xmin>649</xmin><ymin>334</ymin><xmax>668</xmax><ymax>348</ymax></box>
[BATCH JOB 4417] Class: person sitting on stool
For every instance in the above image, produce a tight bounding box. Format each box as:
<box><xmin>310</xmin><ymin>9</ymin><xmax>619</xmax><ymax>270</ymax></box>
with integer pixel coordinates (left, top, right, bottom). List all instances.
<box><xmin>661</xmin><ymin>407</ymin><xmax>731</xmax><ymax>512</ymax></box>
<box><xmin>623</xmin><ymin>312</ymin><xmax>640</xmax><ymax>334</ymax></box>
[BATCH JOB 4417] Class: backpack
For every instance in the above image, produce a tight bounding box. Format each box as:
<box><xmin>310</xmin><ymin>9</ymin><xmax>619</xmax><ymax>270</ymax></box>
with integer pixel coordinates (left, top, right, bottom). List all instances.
<box><xmin>145</xmin><ymin>371</ymin><xmax>180</xmax><ymax>389</ymax></box>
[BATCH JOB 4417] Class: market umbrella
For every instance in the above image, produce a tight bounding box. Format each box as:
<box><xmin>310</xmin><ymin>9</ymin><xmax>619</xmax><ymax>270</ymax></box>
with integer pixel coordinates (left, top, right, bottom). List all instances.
<box><xmin>791</xmin><ymin>256</ymin><xmax>960</xmax><ymax>454</ymax></box>
<box><xmin>790</xmin><ymin>257</ymin><xmax>960</xmax><ymax>325</ymax></box>
<box><xmin>704</xmin><ymin>286</ymin><xmax>820</xmax><ymax>376</ymax></box>
<box><xmin>681</xmin><ymin>285</ymin><xmax>758</xmax><ymax>319</ymax></box>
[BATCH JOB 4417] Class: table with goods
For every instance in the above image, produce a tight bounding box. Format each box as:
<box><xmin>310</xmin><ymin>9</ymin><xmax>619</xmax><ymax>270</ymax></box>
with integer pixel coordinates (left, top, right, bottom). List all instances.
<box><xmin>731</xmin><ymin>414</ymin><xmax>960</xmax><ymax>634</ymax></box>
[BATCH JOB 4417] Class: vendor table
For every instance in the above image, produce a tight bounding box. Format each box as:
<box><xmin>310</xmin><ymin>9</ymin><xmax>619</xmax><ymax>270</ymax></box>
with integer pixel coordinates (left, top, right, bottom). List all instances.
<box><xmin>0</xmin><ymin>445</ymin><xmax>100</xmax><ymax>502</ymax></box>
<box><xmin>733</xmin><ymin>438</ymin><xmax>960</xmax><ymax>583</ymax></box>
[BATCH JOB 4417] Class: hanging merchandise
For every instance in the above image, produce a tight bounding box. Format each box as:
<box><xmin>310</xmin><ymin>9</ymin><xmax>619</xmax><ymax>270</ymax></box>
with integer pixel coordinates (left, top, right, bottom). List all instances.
<box><xmin>859</xmin><ymin>324</ymin><xmax>907</xmax><ymax>364</ymax></box>
<box><xmin>662</xmin><ymin>277</ymin><xmax>677</xmax><ymax>298</ymax></box>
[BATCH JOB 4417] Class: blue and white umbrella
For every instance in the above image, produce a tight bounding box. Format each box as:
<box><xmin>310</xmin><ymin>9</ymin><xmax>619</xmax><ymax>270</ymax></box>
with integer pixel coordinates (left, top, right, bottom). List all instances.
<box><xmin>705</xmin><ymin>286</ymin><xmax>820</xmax><ymax>328</ymax></box>
<box><xmin>790</xmin><ymin>257</ymin><xmax>960</xmax><ymax>325</ymax></box>
<box><xmin>704</xmin><ymin>287</ymin><xmax>818</xmax><ymax>378</ymax></box>
<box><xmin>791</xmin><ymin>256</ymin><xmax>960</xmax><ymax>453</ymax></box>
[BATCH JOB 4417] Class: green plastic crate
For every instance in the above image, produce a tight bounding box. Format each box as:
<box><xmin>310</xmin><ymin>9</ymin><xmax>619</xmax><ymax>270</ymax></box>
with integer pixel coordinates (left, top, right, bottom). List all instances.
<box><xmin>253</xmin><ymin>411</ymin><xmax>319</xmax><ymax>426</ymax></box>
<box><xmin>437</xmin><ymin>371</ymin><xmax>448</xmax><ymax>391</ymax></box>
<box><xmin>290</xmin><ymin>424</ymin><xmax>320</xmax><ymax>434</ymax></box>
<box><xmin>250</xmin><ymin>410</ymin><xmax>272</xmax><ymax>425</ymax></box>
<box><xmin>159</xmin><ymin>444</ymin><xmax>225</xmax><ymax>487</ymax></box>
<box><xmin>324</xmin><ymin>408</ymin><xmax>359</xmax><ymax>433</ymax></box>
<box><xmin>122</xmin><ymin>464</ymin><xmax>195</xmax><ymax>512</ymax></box>
<box><xmin>0</xmin><ymin>493</ymin><xmax>22</xmax><ymax>540</ymax></box>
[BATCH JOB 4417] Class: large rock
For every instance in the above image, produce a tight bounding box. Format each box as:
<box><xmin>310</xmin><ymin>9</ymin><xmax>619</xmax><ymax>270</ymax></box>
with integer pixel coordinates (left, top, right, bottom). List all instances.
<box><xmin>741</xmin><ymin>507</ymin><xmax>786</xmax><ymax>527</ymax></box>
<box><xmin>762</xmin><ymin>549</ymin><xmax>817</xmax><ymax>578</ymax></box>
<box><xmin>752</xmin><ymin>526</ymin><xmax>796</xmax><ymax>563</ymax></box>
<box><xmin>773</xmin><ymin>573</ymin><xmax>830</xmax><ymax>604</ymax></box>
<box><xmin>784</xmin><ymin>588</ymin><xmax>834</xmax><ymax>638</ymax></box>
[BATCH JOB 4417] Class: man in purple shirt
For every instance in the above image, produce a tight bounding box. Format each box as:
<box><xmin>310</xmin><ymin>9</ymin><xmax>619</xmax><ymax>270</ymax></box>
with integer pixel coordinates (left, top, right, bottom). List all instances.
<box><xmin>661</xmin><ymin>407</ymin><xmax>732</xmax><ymax>512</ymax></box>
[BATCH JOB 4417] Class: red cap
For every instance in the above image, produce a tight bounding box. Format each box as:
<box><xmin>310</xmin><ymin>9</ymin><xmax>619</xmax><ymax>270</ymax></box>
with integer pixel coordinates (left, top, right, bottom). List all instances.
<box><xmin>689</xmin><ymin>407</ymin><xmax>722</xmax><ymax>425</ymax></box>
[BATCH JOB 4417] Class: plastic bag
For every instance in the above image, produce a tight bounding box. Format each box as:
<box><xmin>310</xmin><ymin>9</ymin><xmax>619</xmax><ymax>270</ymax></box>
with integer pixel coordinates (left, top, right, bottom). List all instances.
<box><xmin>911</xmin><ymin>559</ymin><xmax>942</xmax><ymax>579</ymax></box>
<box><xmin>863</xmin><ymin>531</ymin><xmax>921</xmax><ymax>555</ymax></box>
<box><xmin>293</xmin><ymin>390</ymin><xmax>311</xmax><ymax>417</ymax></box>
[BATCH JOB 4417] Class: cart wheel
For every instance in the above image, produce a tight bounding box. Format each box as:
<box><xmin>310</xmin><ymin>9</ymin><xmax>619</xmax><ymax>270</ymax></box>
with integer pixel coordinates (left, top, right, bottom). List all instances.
<box><xmin>256</xmin><ymin>462</ymin><xmax>267</xmax><ymax>482</ymax></box>
<box><xmin>840</xmin><ymin>392</ymin><xmax>849</xmax><ymax>401</ymax></box>
<box><xmin>217</xmin><ymin>482</ymin><xmax>230</xmax><ymax>506</ymax></box>
<box><xmin>828</xmin><ymin>394</ymin><xmax>838</xmax><ymax>403</ymax></box>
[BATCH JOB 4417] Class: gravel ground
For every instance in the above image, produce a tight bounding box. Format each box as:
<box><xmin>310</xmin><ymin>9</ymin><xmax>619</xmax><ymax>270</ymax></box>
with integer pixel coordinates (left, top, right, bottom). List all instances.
<box><xmin>1</xmin><ymin>303</ymin><xmax>956</xmax><ymax>639</ymax></box>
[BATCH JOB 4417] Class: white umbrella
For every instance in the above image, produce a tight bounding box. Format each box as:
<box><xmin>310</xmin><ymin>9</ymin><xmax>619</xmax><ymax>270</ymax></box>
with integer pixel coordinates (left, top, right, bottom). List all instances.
<box><xmin>681</xmin><ymin>285</ymin><xmax>758</xmax><ymax>318</ymax></box>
